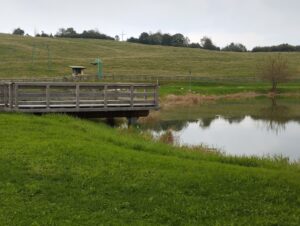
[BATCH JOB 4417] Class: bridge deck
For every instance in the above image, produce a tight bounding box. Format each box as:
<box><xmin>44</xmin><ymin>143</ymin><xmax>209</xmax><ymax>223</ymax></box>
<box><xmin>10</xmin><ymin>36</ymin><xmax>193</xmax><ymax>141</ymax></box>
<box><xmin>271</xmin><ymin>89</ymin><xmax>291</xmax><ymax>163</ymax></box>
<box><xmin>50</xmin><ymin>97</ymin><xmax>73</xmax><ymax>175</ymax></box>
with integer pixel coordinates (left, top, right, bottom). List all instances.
<box><xmin>0</xmin><ymin>82</ymin><xmax>159</xmax><ymax>117</ymax></box>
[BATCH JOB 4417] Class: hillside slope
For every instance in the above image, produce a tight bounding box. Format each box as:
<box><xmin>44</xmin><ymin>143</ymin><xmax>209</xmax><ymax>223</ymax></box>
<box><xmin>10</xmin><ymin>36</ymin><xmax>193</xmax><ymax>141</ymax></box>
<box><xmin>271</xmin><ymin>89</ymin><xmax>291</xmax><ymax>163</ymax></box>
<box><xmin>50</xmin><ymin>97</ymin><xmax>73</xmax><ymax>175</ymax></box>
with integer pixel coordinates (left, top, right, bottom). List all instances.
<box><xmin>1</xmin><ymin>34</ymin><xmax>300</xmax><ymax>79</ymax></box>
<box><xmin>0</xmin><ymin>114</ymin><xmax>299</xmax><ymax>225</ymax></box>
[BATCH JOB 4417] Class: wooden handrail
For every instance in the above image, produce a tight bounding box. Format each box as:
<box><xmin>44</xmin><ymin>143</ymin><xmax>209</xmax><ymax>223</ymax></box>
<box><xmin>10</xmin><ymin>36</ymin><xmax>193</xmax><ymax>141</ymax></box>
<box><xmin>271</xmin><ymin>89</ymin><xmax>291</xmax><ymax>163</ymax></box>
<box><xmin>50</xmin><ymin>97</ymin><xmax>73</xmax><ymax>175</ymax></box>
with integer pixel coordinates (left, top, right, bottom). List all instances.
<box><xmin>0</xmin><ymin>82</ymin><xmax>159</xmax><ymax>113</ymax></box>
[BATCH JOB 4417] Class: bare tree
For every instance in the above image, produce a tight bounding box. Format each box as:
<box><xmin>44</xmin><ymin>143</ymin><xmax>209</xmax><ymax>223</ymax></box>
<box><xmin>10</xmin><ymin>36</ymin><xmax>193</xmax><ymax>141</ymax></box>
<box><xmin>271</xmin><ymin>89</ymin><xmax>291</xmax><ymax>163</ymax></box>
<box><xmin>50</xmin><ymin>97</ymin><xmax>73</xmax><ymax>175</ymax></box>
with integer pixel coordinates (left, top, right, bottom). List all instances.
<box><xmin>258</xmin><ymin>54</ymin><xmax>291</xmax><ymax>92</ymax></box>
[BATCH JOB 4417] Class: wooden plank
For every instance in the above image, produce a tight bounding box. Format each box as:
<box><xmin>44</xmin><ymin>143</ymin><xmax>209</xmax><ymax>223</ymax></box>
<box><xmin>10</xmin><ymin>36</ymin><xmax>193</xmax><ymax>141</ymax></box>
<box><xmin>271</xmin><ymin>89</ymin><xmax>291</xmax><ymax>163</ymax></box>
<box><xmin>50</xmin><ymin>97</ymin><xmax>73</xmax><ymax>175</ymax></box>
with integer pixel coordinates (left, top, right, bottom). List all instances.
<box><xmin>14</xmin><ymin>82</ymin><xmax>154</xmax><ymax>87</ymax></box>
<box><xmin>16</xmin><ymin>105</ymin><xmax>157</xmax><ymax>113</ymax></box>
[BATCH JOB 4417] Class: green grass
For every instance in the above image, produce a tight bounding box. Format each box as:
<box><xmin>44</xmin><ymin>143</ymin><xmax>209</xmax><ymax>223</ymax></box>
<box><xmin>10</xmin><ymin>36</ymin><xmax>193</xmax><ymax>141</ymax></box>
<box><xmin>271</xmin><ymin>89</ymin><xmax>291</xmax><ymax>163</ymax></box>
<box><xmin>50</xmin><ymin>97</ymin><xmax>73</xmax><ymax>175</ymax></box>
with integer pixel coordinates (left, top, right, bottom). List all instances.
<box><xmin>1</xmin><ymin>33</ymin><xmax>300</xmax><ymax>80</ymax></box>
<box><xmin>2</xmin><ymin>33</ymin><xmax>300</xmax><ymax>96</ymax></box>
<box><xmin>158</xmin><ymin>82</ymin><xmax>300</xmax><ymax>96</ymax></box>
<box><xmin>0</xmin><ymin>113</ymin><xmax>299</xmax><ymax>225</ymax></box>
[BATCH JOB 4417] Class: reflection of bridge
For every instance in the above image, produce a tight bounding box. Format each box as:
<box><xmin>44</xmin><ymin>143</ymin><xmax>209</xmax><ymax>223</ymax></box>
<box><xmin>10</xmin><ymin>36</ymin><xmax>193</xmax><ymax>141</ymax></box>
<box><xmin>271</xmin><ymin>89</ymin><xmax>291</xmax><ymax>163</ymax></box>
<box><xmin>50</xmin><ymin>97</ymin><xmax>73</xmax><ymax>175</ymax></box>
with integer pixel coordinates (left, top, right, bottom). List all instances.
<box><xmin>0</xmin><ymin>82</ymin><xmax>159</xmax><ymax>118</ymax></box>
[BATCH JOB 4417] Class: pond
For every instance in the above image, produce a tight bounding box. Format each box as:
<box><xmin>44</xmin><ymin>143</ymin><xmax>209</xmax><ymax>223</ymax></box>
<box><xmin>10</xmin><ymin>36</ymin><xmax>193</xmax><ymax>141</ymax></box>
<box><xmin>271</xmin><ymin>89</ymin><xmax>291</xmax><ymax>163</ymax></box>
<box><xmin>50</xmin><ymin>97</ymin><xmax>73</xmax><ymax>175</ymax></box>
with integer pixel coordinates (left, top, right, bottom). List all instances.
<box><xmin>139</xmin><ymin>97</ymin><xmax>300</xmax><ymax>161</ymax></box>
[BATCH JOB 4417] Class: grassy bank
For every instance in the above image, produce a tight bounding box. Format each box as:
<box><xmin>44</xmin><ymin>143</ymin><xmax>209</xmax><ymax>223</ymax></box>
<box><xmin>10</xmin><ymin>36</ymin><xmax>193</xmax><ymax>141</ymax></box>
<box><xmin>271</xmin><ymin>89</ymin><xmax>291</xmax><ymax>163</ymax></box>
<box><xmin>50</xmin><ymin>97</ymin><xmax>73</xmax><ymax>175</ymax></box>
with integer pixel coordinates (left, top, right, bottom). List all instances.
<box><xmin>1</xmin><ymin>33</ymin><xmax>300</xmax><ymax>79</ymax></box>
<box><xmin>0</xmin><ymin>113</ymin><xmax>299</xmax><ymax>225</ymax></box>
<box><xmin>159</xmin><ymin>82</ymin><xmax>300</xmax><ymax>97</ymax></box>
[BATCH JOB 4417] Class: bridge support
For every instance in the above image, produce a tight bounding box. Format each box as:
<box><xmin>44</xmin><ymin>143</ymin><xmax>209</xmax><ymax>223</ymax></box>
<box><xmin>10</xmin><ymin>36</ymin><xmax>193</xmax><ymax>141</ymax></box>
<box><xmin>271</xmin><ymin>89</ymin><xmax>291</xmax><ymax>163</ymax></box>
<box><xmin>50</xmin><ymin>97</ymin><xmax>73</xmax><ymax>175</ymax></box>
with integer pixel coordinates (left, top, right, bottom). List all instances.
<box><xmin>127</xmin><ymin>117</ymin><xmax>138</xmax><ymax>126</ymax></box>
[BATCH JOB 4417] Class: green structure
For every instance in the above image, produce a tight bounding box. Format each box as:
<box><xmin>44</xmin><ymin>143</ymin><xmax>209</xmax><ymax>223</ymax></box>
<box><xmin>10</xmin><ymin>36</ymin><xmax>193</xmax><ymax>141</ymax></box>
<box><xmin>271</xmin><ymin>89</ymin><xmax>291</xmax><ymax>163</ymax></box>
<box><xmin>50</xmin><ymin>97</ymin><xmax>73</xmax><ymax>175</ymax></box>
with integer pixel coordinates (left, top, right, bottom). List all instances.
<box><xmin>91</xmin><ymin>58</ymin><xmax>103</xmax><ymax>79</ymax></box>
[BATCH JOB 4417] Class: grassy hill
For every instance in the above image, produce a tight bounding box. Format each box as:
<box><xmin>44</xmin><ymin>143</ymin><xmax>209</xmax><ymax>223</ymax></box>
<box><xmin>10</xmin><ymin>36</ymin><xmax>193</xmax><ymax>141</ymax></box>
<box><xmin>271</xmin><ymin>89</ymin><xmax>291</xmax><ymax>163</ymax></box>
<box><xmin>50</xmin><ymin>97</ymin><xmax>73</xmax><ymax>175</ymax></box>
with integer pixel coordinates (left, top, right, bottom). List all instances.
<box><xmin>0</xmin><ymin>113</ymin><xmax>299</xmax><ymax>225</ymax></box>
<box><xmin>1</xmin><ymin>33</ymin><xmax>300</xmax><ymax>80</ymax></box>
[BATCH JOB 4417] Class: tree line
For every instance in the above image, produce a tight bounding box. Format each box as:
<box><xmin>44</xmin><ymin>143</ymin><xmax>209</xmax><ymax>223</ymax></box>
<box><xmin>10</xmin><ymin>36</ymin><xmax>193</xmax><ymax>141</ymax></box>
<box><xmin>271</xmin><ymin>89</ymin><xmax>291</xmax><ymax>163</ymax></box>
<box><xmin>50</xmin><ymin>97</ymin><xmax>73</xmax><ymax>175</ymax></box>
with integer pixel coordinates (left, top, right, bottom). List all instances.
<box><xmin>12</xmin><ymin>27</ymin><xmax>114</xmax><ymax>40</ymax></box>
<box><xmin>252</xmin><ymin>44</ymin><xmax>300</xmax><ymax>52</ymax></box>
<box><xmin>11</xmin><ymin>28</ymin><xmax>300</xmax><ymax>52</ymax></box>
<box><xmin>127</xmin><ymin>32</ymin><xmax>249</xmax><ymax>52</ymax></box>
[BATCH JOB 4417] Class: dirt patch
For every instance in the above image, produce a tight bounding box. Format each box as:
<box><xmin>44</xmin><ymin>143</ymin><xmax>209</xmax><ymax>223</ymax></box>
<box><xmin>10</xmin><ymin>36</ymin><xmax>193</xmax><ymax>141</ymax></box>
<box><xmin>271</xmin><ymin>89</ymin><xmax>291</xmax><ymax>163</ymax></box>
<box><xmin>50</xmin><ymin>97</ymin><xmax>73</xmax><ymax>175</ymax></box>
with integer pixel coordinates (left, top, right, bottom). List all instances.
<box><xmin>161</xmin><ymin>92</ymin><xmax>260</xmax><ymax>109</ymax></box>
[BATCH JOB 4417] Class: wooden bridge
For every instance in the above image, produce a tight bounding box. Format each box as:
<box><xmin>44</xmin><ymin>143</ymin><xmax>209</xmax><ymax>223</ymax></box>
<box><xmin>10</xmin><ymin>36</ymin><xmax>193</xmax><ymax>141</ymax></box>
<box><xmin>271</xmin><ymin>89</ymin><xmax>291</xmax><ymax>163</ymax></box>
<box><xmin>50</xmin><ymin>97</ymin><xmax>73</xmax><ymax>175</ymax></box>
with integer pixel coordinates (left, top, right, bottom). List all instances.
<box><xmin>0</xmin><ymin>82</ymin><xmax>159</xmax><ymax>118</ymax></box>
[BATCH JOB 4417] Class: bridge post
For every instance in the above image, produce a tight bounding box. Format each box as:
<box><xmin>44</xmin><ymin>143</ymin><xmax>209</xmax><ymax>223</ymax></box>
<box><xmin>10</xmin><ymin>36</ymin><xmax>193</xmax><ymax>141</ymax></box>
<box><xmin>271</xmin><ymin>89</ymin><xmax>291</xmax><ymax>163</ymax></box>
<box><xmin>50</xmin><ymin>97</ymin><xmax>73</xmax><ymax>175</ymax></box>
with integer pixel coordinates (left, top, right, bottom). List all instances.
<box><xmin>127</xmin><ymin>117</ymin><xmax>138</xmax><ymax>126</ymax></box>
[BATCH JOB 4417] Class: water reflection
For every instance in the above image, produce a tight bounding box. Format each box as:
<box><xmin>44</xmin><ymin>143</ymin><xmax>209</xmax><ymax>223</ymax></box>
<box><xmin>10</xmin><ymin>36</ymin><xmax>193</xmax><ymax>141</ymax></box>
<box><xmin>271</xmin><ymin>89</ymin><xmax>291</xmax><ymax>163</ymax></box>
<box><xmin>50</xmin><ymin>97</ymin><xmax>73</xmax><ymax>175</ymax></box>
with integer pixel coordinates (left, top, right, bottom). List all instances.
<box><xmin>257</xmin><ymin>97</ymin><xmax>290</xmax><ymax>134</ymax></box>
<box><xmin>142</xmin><ymin>97</ymin><xmax>300</xmax><ymax>161</ymax></box>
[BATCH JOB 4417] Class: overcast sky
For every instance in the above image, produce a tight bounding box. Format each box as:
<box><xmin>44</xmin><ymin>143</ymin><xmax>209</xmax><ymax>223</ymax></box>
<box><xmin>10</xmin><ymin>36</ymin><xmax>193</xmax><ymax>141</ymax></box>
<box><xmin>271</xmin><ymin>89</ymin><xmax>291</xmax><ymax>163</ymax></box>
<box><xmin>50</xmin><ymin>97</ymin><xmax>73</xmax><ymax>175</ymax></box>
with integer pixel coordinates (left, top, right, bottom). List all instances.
<box><xmin>1</xmin><ymin>0</ymin><xmax>299</xmax><ymax>49</ymax></box>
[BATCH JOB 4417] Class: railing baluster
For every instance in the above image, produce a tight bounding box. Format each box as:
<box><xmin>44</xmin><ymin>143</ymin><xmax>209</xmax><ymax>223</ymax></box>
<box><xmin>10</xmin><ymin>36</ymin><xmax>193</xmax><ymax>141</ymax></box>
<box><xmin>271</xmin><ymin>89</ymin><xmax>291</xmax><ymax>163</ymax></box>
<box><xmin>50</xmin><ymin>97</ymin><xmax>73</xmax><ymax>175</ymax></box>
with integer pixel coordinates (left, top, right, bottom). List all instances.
<box><xmin>4</xmin><ymin>84</ymin><xmax>8</xmax><ymax>107</ymax></box>
<box><xmin>14</xmin><ymin>83</ymin><xmax>18</xmax><ymax>109</ymax></box>
<box><xmin>130</xmin><ymin>85</ymin><xmax>134</xmax><ymax>107</ymax></box>
<box><xmin>154</xmin><ymin>85</ymin><xmax>158</xmax><ymax>106</ymax></box>
<box><xmin>8</xmin><ymin>83</ymin><xmax>12</xmax><ymax>109</ymax></box>
<box><xmin>46</xmin><ymin>84</ymin><xmax>50</xmax><ymax>109</ymax></box>
<box><xmin>104</xmin><ymin>85</ymin><xmax>107</xmax><ymax>108</ymax></box>
<box><xmin>76</xmin><ymin>84</ymin><xmax>80</xmax><ymax>110</ymax></box>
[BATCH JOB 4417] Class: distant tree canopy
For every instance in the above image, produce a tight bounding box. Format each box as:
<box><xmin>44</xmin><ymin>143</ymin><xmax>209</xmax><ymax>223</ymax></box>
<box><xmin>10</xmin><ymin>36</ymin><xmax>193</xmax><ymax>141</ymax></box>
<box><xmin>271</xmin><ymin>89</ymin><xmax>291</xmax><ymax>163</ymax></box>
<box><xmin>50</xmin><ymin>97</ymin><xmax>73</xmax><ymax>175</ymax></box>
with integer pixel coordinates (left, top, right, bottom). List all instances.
<box><xmin>12</xmin><ymin>28</ymin><xmax>25</xmax><ymax>36</ymax></box>
<box><xmin>127</xmin><ymin>32</ymin><xmax>220</xmax><ymax>50</ymax></box>
<box><xmin>54</xmin><ymin>27</ymin><xmax>114</xmax><ymax>40</ymax></box>
<box><xmin>127</xmin><ymin>32</ymin><xmax>190</xmax><ymax>47</ymax></box>
<box><xmin>200</xmin><ymin>37</ymin><xmax>220</xmax><ymax>51</ymax></box>
<box><xmin>35</xmin><ymin>31</ymin><xmax>53</xmax><ymax>38</ymax></box>
<box><xmin>252</xmin><ymin>44</ymin><xmax>300</xmax><ymax>52</ymax></box>
<box><xmin>222</xmin><ymin>43</ymin><xmax>247</xmax><ymax>52</ymax></box>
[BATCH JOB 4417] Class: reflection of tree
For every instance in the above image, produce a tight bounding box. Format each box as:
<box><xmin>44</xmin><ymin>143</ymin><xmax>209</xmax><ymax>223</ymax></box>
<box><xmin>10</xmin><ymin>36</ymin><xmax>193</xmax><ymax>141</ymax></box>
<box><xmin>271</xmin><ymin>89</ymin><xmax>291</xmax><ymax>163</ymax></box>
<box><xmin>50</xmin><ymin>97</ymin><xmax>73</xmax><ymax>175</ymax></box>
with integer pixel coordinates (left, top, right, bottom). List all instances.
<box><xmin>199</xmin><ymin>117</ymin><xmax>215</xmax><ymax>128</ymax></box>
<box><xmin>257</xmin><ymin>97</ymin><xmax>290</xmax><ymax>134</ymax></box>
<box><xmin>141</xmin><ymin>120</ymin><xmax>192</xmax><ymax>132</ymax></box>
<box><xmin>198</xmin><ymin>116</ymin><xmax>245</xmax><ymax>129</ymax></box>
<box><xmin>227</xmin><ymin>117</ymin><xmax>244</xmax><ymax>124</ymax></box>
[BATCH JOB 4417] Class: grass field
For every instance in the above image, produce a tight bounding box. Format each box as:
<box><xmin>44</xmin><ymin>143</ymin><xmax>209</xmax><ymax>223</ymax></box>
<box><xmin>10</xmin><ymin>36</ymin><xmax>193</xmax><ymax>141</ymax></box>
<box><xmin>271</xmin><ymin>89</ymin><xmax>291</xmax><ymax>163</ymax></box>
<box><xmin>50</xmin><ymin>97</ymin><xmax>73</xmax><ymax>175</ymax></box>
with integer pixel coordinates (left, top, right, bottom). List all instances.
<box><xmin>0</xmin><ymin>113</ymin><xmax>299</xmax><ymax>225</ymax></box>
<box><xmin>1</xmin><ymin>33</ymin><xmax>300</xmax><ymax>80</ymax></box>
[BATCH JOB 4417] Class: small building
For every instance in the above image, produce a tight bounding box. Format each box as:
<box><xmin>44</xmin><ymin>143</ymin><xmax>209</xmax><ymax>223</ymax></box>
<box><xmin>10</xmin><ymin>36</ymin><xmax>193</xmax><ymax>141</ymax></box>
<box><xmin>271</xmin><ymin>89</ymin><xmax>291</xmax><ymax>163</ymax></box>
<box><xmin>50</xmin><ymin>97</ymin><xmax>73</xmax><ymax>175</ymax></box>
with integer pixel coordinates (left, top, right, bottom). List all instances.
<box><xmin>69</xmin><ymin>66</ymin><xmax>86</xmax><ymax>76</ymax></box>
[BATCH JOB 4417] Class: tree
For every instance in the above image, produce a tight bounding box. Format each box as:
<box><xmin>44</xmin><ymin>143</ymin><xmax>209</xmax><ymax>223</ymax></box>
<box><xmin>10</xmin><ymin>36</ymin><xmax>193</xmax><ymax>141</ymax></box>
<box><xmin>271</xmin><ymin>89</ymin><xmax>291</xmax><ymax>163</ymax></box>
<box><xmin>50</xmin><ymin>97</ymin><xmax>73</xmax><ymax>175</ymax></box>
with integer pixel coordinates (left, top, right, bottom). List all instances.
<box><xmin>200</xmin><ymin>36</ymin><xmax>220</xmax><ymax>51</ymax></box>
<box><xmin>171</xmin><ymin>33</ymin><xmax>185</xmax><ymax>47</ymax></box>
<box><xmin>252</xmin><ymin>43</ymin><xmax>299</xmax><ymax>52</ymax></box>
<box><xmin>184</xmin><ymin>36</ymin><xmax>190</xmax><ymax>46</ymax></box>
<box><xmin>127</xmin><ymin>37</ymin><xmax>139</xmax><ymax>43</ymax></box>
<box><xmin>139</xmin><ymin>32</ymin><xmax>150</xmax><ymax>44</ymax></box>
<box><xmin>12</xmin><ymin>28</ymin><xmax>25</xmax><ymax>36</ymax></box>
<box><xmin>56</xmin><ymin>27</ymin><xmax>77</xmax><ymax>37</ymax></box>
<box><xmin>162</xmin><ymin>33</ymin><xmax>172</xmax><ymax>46</ymax></box>
<box><xmin>258</xmin><ymin>54</ymin><xmax>291</xmax><ymax>92</ymax></box>
<box><xmin>148</xmin><ymin>32</ymin><xmax>163</xmax><ymax>45</ymax></box>
<box><xmin>189</xmin><ymin>42</ymin><xmax>201</xmax><ymax>48</ymax></box>
<box><xmin>222</xmin><ymin>43</ymin><xmax>247</xmax><ymax>52</ymax></box>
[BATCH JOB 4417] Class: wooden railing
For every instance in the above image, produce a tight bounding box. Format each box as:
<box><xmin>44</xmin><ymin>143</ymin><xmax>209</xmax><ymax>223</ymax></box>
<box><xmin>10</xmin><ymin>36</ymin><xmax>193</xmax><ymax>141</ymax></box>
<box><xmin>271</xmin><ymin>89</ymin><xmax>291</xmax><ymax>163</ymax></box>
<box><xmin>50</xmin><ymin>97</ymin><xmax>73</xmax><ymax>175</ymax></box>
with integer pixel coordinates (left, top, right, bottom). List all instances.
<box><xmin>0</xmin><ymin>82</ymin><xmax>159</xmax><ymax>113</ymax></box>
